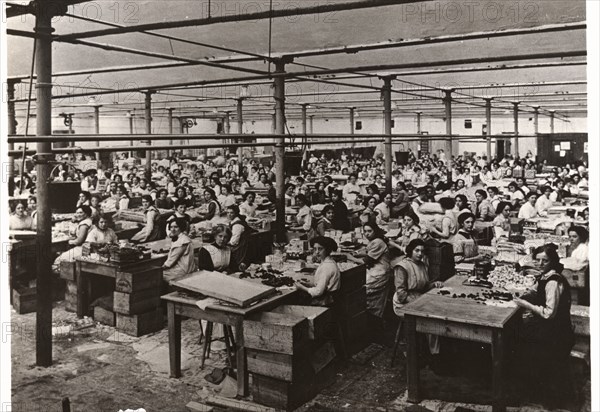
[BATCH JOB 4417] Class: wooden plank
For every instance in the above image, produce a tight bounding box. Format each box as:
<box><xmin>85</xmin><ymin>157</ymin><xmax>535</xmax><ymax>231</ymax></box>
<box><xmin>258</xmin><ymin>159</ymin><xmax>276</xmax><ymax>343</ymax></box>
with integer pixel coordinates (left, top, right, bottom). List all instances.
<box><xmin>491</xmin><ymin>329</ymin><xmax>507</xmax><ymax>412</ymax></box>
<box><xmin>246</xmin><ymin>349</ymin><xmax>312</xmax><ymax>382</ymax></box>
<box><xmin>115</xmin><ymin>266</ymin><xmax>163</xmax><ymax>293</ymax></box>
<box><xmin>310</xmin><ymin>341</ymin><xmax>337</xmax><ymax>374</ymax></box>
<box><xmin>172</xmin><ymin>271</ymin><xmax>277</xmax><ymax>308</ymax></box>
<box><xmin>59</xmin><ymin>261</ymin><xmax>77</xmax><ymax>281</ymax></box>
<box><xmin>571</xmin><ymin>305</ymin><xmax>590</xmax><ymax>337</ymax></box>
<box><xmin>12</xmin><ymin>287</ymin><xmax>37</xmax><ymax>314</ymax></box>
<box><xmin>243</xmin><ymin>312</ymin><xmax>310</xmax><ymax>355</ymax></box>
<box><xmin>205</xmin><ymin>395</ymin><xmax>278</xmax><ymax>412</ymax></box>
<box><xmin>416</xmin><ymin>318</ymin><xmax>493</xmax><ymax>344</ymax></box>
<box><xmin>167</xmin><ymin>302</ymin><xmax>182</xmax><ymax>378</ymax></box>
<box><xmin>405</xmin><ymin>315</ymin><xmax>420</xmax><ymax>404</ymax></box>
<box><xmin>113</xmin><ymin>289</ymin><xmax>161</xmax><ymax>315</ymax></box>
<box><xmin>250</xmin><ymin>374</ymin><xmax>315</xmax><ymax>411</ymax></box>
<box><xmin>116</xmin><ymin>307</ymin><xmax>164</xmax><ymax>336</ymax></box>
<box><xmin>185</xmin><ymin>402</ymin><xmax>213</xmax><ymax>412</ymax></box>
<box><xmin>269</xmin><ymin>305</ymin><xmax>332</xmax><ymax>341</ymax></box>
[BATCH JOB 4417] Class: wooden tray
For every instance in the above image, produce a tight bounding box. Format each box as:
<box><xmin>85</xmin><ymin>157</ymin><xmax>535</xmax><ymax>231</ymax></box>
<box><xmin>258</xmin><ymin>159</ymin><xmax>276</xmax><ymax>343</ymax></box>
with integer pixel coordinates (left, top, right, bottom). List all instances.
<box><xmin>172</xmin><ymin>270</ymin><xmax>277</xmax><ymax>308</ymax></box>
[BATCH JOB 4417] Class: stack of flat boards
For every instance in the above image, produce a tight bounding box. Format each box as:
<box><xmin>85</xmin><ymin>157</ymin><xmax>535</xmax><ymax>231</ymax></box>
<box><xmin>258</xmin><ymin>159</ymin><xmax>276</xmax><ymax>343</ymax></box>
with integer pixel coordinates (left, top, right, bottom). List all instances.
<box><xmin>172</xmin><ymin>271</ymin><xmax>277</xmax><ymax>308</ymax></box>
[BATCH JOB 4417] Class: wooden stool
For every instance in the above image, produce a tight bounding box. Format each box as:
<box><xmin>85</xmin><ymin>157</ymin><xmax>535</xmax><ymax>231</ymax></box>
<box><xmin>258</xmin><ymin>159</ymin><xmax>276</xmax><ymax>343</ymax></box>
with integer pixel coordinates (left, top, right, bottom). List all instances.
<box><xmin>201</xmin><ymin>322</ymin><xmax>236</xmax><ymax>368</ymax></box>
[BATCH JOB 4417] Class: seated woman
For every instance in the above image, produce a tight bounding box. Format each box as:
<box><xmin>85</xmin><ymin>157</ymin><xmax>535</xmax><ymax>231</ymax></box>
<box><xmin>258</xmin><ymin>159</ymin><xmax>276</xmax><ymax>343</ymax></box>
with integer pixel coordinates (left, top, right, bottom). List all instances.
<box><xmin>131</xmin><ymin>195</ymin><xmax>163</xmax><ymax>243</ymax></box>
<box><xmin>218</xmin><ymin>184</ymin><xmax>237</xmax><ymax>209</ymax></box>
<box><xmin>155</xmin><ymin>188</ymin><xmax>175</xmax><ymax>210</ymax></box>
<box><xmin>76</xmin><ymin>191</ymin><xmax>91</xmax><ymax>209</ymax></box>
<box><xmin>311</xmin><ymin>182</ymin><xmax>328</xmax><ymax>205</ymax></box>
<box><xmin>507</xmin><ymin>181</ymin><xmax>525</xmax><ymax>208</ymax></box>
<box><xmin>9</xmin><ymin>201</ymin><xmax>34</xmax><ymax>230</ymax></box>
<box><xmin>453</xmin><ymin>194</ymin><xmax>471</xmax><ymax>221</ymax></box>
<box><xmin>330</xmin><ymin>190</ymin><xmax>351</xmax><ymax>232</ymax></box>
<box><xmin>563</xmin><ymin>226</ymin><xmax>589</xmax><ymax>266</ymax></box>
<box><xmin>171</xmin><ymin>186</ymin><xmax>194</xmax><ymax>208</ymax></box>
<box><xmin>513</xmin><ymin>244</ymin><xmax>575</xmax><ymax>407</ymax></box>
<box><xmin>239</xmin><ymin>191</ymin><xmax>258</xmax><ymax>218</ymax></box>
<box><xmin>28</xmin><ymin>196</ymin><xmax>38</xmax><ymax>228</ymax></box>
<box><xmin>197</xmin><ymin>225</ymin><xmax>240</xmax><ymax>273</ymax></box>
<box><xmin>486</xmin><ymin>186</ymin><xmax>502</xmax><ymax>211</ymax></box>
<box><xmin>162</xmin><ymin>218</ymin><xmax>198</xmax><ymax>282</ymax></box>
<box><xmin>361</xmin><ymin>196</ymin><xmax>379</xmax><ymax>225</ymax></box>
<box><xmin>452</xmin><ymin>212</ymin><xmax>483</xmax><ymax>263</ymax></box>
<box><xmin>348</xmin><ymin>221</ymin><xmax>391</xmax><ymax>340</ymax></box>
<box><xmin>518</xmin><ymin>192</ymin><xmax>540</xmax><ymax>219</ymax></box>
<box><xmin>227</xmin><ymin>204</ymin><xmax>255</xmax><ymax>268</ymax></box>
<box><xmin>86</xmin><ymin>213</ymin><xmax>119</xmax><ymax>244</ymax></box>
<box><xmin>116</xmin><ymin>185</ymin><xmax>130</xmax><ymax>211</ymax></box>
<box><xmin>389</xmin><ymin>212</ymin><xmax>422</xmax><ymax>254</ymax></box>
<box><xmin>315</xmin><ymin>205</ymin><xmax>335</xmax><ymax>236</ymax></box>
<box><xmin>295</xmin><ymin>236</ymin><xmax>341</xmax><ymax>306</ymax></box>
<box><xmin>198</xmin><ymin>188</ymin><xmax>221</xmax><ymax>221</ymax></box>
<box><xmin>535</xmin><ymin>186</ymin><xmax>553</xmax><ymax>216</ymax></box>
<box><xmin>53</xmin><ymin>205</ymin><xmax>94</xmax><ymax>268</ymax></box>
<box><xmin>471</xmin><ymin>189</ymin><xmax>495</xmax><ymax>221</ymax></box>
<box><xmin>374</xmin><ymin>192</ymin><xmax>393</xmax><ymax>224</ymax></box>
<box><xmin>166</xmin><ymin>199</ymin><xmax>192</xmax><ymax>234</ymax></box>
<box><xmin>290</xmin><ymin>194</ymin><xmax>315</xmax><ymax>239</ymax></box>
<box><xmin>429</xmin><ymin>197</ymin><xmax>457</xmax><ymax>241</ymax></box>
<box><xmin>89</xmin><ymin>194</ymin><xmax>102</xmax><ymax>220</ymax></box>
<box><xmin>392</xmin><ymin>239</ymin><xmax>443</xmax><ymax>354</ymax></box>
<box><xmin>492</xmin><ymin>202</ymin><xmax>512</xmax><ymax>239</ymax></box>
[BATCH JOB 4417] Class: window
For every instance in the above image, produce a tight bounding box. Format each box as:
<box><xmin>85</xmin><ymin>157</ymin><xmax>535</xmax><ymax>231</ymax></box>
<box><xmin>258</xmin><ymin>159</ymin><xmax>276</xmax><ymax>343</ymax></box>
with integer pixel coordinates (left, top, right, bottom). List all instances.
<box><xmin>355</xmin><ymin>121</ymin><xmax>363</xmax><ymax>130</ymax></box>
<box><xmin>464</xmin><ymin>119</ymin><xmax>472</xmax><ymax>129</ymax></box>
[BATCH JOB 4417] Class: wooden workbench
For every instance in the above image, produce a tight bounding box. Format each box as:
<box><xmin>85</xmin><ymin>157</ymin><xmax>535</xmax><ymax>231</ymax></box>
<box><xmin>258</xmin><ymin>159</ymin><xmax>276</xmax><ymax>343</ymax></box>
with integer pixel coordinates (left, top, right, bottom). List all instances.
<box><xmin>75</xmin><ymin>256</ymin><xmax>165</xmax><ymax>318</ymax></box>
<box><xmin>162</xmin><ymin>288</ymin><xmax>296</xmax><ymax>397</ymax></box>
<box><xmin>398</xmin><ymin>276</ymin><xmax>521</xmax><ymax>412</ymax></box>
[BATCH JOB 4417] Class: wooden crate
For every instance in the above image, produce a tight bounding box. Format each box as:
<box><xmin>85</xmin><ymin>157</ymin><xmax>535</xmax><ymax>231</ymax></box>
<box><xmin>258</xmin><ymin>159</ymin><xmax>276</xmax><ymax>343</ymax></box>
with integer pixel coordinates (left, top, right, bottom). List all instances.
<box><xmin>59</xmin><ymin>261</ymin><xmax>77</xmax><ymax>281</ymax></box>
<box><xmin>244</xmin><ymin>312</ymin><xmax>310</xmax><ymax>355</ymax></box>
<box><xmin>339</xmin><ymin>265</ymin><xmax>366</xmax><ymax>293</ymax></box>
<box><xmin>269</xmin><ymin>306</ymin><xmax>332</xmax><ymax>341</ymax></box>
<box><xmin>116</xmin><ymin>307</ymin><xmax>164</xmax><ymax>337</ymax></box>
<box><xmin>12</xmin><ymin>286</ymin><xmax>36</xmax><ymax>314</ymax></box>
<box><xmin>94</xmin><ymin>306</ymin><xmax>116</xmax><ymax>327</ymax></box>
<box><xmin>337</xmin><ymin>287</ymin><xmax>367</xmax><ymax>318</ymax></box>
<box><xmin>115</xmin><ymin>266</ymin><xmax>163</xmax><ymax>294</ymax></box>
<box><xmin>341</xmin><ymin>311</ymin><xmax>370</xmax><ymax>355</ymax></box>
<box><xmin>251</xmin><ymin>373</ymin><xmax>315</xmax><ymax>411</ymax></box>
<box><xmin>563</xmin><ymin>268</ymin><xmax>588</xmax><ymax>289</ymax></box>
<box><xmin>247</xmin><ymin>349</ymin><xmax>313</xmax><ymax>382</ymax></box>
<box><xmin>113</xmin><ymin>289</ymin><xmax>161</xmax><ymax>315</ymax></box>
<box><xmin>571</xmin><ymin>305</ymin><xmax>589</xmax><ymax>337</ymax></box>
<box><xmin>424</xmin><ymin>239</ymin><xmax>455</xmax><ymax>281</ymax></box>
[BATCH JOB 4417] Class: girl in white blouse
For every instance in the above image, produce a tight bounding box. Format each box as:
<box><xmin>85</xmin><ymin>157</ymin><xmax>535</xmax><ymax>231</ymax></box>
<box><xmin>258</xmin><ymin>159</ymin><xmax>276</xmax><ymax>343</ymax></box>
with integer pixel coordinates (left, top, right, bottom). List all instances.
<box><xmin>295</xmin><ymin>236</ymin><xmax>341</xmax><ymax>306</ymax></box>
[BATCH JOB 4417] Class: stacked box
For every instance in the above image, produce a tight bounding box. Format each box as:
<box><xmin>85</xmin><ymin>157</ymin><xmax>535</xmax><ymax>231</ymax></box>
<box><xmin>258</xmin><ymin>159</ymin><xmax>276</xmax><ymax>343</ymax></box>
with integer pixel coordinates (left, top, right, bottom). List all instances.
<box><xmin>245</xmin><ymin>308</ymin><xmax>337</xmax><ymax>411</ymax></box>
<box><xmin>337</xmin><ymin>265</ymin><xmax>369</xmax><ymax>355</ymax></box>
<box><xmin>424</xmin><ymin>238</ymin><xmax>455</xmax><ymax>281</ymax></box>
<box><xmin>113</xmin><ymin>266</ymin><xmax>164</xmax><ymax>336</ymax></box>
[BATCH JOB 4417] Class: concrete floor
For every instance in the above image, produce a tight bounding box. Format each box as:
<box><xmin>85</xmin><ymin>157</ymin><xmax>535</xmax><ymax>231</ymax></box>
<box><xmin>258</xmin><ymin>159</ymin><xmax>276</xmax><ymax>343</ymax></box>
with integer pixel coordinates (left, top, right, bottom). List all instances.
<box><xmin>10</xmin><ymin>302</ymin><xmax>591</xmax><ymax>412</ymax></box>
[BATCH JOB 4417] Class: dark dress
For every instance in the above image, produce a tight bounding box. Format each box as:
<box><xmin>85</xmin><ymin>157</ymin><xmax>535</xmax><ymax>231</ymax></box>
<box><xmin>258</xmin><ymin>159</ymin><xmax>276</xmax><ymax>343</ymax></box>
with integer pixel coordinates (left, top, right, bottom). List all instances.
<box><xmin>518</xmin><ymin>271</ymin><xmax>574</xmax><ymax>404</ymax></box>
<box><xmin>331</xmin><ymin>200</ymin><xmax>351</xmax><ymax>232</ymax></box>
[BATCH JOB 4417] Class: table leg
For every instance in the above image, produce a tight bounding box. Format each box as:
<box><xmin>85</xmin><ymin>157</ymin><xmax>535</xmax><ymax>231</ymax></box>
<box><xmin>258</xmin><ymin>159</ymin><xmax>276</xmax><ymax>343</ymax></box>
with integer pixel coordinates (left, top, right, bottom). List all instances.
<box><xmin>168</xmin><ymin>302</ymin><xmax>182</xmax><ymax>378</ymax></box>
<box><xmin>492</xmin><ymin>329</ymin><xmax>506</xmax><ymax>412</ymax></box>
<box><xmin>235</xmin><ymin>320</ymin><xmax>248</xmax><ymax>397</ymax></box>
<box><xmin>405</xmin><ymin>315</ymin><xmax>420</xmax><ymax>403</ymax></box>
<box><xmin>76</xmin><ymin>264</ymin><xmax>87</xmax><ymax>318</ymax></box>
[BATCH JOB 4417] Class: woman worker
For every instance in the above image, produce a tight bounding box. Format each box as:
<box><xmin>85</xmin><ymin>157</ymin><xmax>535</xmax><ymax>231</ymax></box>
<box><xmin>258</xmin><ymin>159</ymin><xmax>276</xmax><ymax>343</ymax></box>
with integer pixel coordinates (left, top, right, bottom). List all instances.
<box><xmin>295</xmin><ymin>236</ymin><xmax>341</xmax><ymax>306</ymax></box>
<box><xmin>452</xmin><ymin>212</ymin><xmax>483</xmax><ymax>263</ymax></box>
<box><xmin>389</xmin><ymin>212</ymin><xmax>422</xmax><ymax>254</ymax></box>
<box><xmin>492</xmin><ymin>202</ymin><xmax>512</xmax><ymax>239</ymax></box>
<box><xmin>565</xmin><ymin>225</ymin><xmax>589</xmax><ymax>264</ymax></box>
<box><xmin>86</xmin><ymin>213</ymin><xmax>119</xmax><ymax>244</ymax></box>
<box><xmin>330</xmin><ymin>190</ymin><xmax>351</xmax><ymax>232</ymax></box>
<box><xmin>471</xmin><ymin>189</ymin><xmax>495</xmax><ymax>221</ymax></box>
<box><xmin>315</xmin><ymin>205</ymin><xmax>335</xmax><ymax>236</ymax></box>
<box><xmin>197</xmin><ymin>225</ymin><xmax>241</xmax><ymax>273</ymax></box>
<box><xmin>227</xmin><ymin>204</ymin><xmax>255</xmax><ymax>268</ymax></box>
<box><xmin>53</xmin><ymin>205</ymin><xmax>94</xmax><ymax>268</ymax></box>
<box><xmin>131</xmin><ymin>195</ymin><xmax>163</xmax><ymax>243</ymax></box>
<box><xmin>429</xmin><ymin>197</ymin><xmax>457</xmax><ymax>241</ymax></box>
<box><xmin>239</xmin><ymin>191</ymin><xmax>258</xmax><ymax>218</ymax></box>
<box><xmin>198</xmin><ymin>188</ymin><xmax>221</xmax><ymax>221</ymax></box>
<box><xmin>513</xmin><ymin>244</ymin><xmax>574</xmax><ymax>407</ymax></box>
<box><xmin>392</xmin><ymin>239</ymin><xmax>444</xmax><ymax>355</ymax></box>
<box><xmin>162</xmin><ymin>218</ymin><xmax>198</xmax><ymax>282</ymax></box>
<box><xmin>348</xmin><ymin>221</ymin><xmax>391</xmax><ymax>340</ymax></box>
<box><xmin>9</xmin><ymin>201</ymin><xmax>34</xmax><ymax>230</ymax></box>
<box><xmin>290</xmin><ymin>194</ymin><xmax>315</xmax><ymax>239</ymax></box>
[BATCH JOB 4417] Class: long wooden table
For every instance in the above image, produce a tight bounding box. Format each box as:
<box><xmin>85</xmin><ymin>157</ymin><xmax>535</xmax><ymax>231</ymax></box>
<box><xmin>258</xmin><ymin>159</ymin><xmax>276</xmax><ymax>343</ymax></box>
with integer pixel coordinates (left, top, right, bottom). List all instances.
<box><xmin>398</xmin><ymin>276</ymin><xmax>521</xmax><ymax>412</ymax></box>
<box><xmin>162</xmin><ymin>288</ymin><xmax>296</xmax><ymax>397</ymax></box>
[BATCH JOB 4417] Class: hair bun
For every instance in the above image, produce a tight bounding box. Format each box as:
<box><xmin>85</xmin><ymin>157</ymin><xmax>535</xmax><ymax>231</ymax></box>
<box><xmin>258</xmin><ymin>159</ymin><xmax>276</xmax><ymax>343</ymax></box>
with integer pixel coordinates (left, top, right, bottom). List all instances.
<box><xmin>546</xmin><ymin>243</ymin><xmax>558</xmax><ymax>251</ymax></box>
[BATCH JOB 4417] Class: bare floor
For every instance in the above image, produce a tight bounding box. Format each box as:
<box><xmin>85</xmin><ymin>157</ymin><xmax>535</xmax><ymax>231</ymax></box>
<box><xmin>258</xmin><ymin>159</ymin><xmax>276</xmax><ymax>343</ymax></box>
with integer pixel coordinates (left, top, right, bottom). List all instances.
<box><xmin>9</xmin><ymin>303</ymin><xmax>591</xmax><ymax>412</ymax></box>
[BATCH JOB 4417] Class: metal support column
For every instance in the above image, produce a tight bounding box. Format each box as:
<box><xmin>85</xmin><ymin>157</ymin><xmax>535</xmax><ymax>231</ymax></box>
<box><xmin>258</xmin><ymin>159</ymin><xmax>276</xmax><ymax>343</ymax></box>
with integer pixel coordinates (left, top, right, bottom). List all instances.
<box><xmin>144</xmin><ymin>91</ymin><xmax>154</xmax><ymax>174</ymax></box>
<box><xmin>349</xmin><ymin>107</ymin><xmax>355</xmax><ymax>134</ymax></box>
<box><xmin>7</xmin><ymin>80</ymin><xmax>20</xmax><ymax>189</ymax></box>
<box><xmin>485</xmin><ymin>98</ymin><xmax>493</xmax><ymax>160</ymax></box>
<box><xmin>513</xmin><ymin>102</ymin><xmax>520</xmax><ymax>158</ymax></box>
<box><xmin>309</xmin><ymin>115</ymin><xmax>314</xmax><ymax>134</ymax></box>
<box><xmin>167</xmin><ymin>107</ymin><xmax>174</xmax><ymax>157</ymax></box>
<box><xmin>34</xmin><ymin>4</ymin><xmax>55</xmax><ymax>367</ymax></box>
<box><xmin>533</xmin><ymin>106</ymin><xmax>540</xmax><ymax>135</ymax></box>
<box><xmin>224</xmin><ymin>111</ymin><xmax>231</xmax><ymax>134</ymax></box>
<box><xmin>443</xmin><ymin>90</ymin><xmax>453</xmax><ymax>165</ymax></box>
<box><xmin>416</xmin><ymin>111</ymin><xmax>422</xmax><ymax>154</ymax></box>
<box><xmin>274</xmin><ymin>60</ymin><xmax>288</xmax><ymax>242</ymax></box>
<box><xmin>237</xmin><ymin>98</ymin><xmax>244</xmax><ymax>174</ymax></box>
<box><xmin>381</xmin><ymin>76</ymin><xmax>395</xmax><ymax>193</ymax></box>
<box><xmin>550</xmin><ymin>110</ymin><xmax>555</xmax><ymax>134</ymax></box>
<box><xmin>128</xmin><ymin>110</ymin><xmax>135</xmax><ymax>159</ymax></box>
<box><xmin>93</xmin><ymin>105</ymin><xmax>101</xmax><ymax>160</ymax></box>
